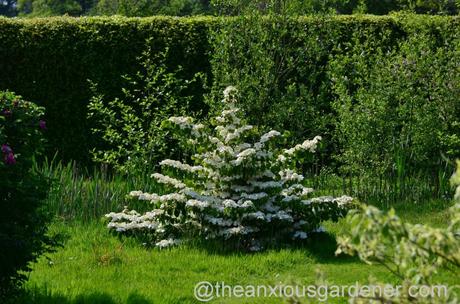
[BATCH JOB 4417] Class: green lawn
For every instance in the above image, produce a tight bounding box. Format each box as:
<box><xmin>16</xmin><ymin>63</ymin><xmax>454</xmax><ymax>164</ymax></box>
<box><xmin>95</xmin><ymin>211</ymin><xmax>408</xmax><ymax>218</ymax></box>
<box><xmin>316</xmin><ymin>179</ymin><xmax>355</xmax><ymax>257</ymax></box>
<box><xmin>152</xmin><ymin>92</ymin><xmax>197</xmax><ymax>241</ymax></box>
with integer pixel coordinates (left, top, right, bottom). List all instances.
<box><xmin>16</xmin><ymin>200</ymin><xmax>457</xmax><ymax>304</ymax></box>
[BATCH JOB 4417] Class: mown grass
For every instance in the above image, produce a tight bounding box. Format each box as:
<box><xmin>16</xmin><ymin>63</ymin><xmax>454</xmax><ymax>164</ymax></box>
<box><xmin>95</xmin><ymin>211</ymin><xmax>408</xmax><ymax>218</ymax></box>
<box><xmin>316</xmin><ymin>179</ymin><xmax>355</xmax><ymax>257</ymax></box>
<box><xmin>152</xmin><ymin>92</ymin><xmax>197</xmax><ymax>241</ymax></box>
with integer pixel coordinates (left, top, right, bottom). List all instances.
<box><xmin>14</xmin><ymin>161</ymin><xmax>456</xmax><ymax>303</ymax></box>
<box><xmin>16</xmin><ymin>201</ymin><xmax>456</xmax><ymax>304</ymax></box>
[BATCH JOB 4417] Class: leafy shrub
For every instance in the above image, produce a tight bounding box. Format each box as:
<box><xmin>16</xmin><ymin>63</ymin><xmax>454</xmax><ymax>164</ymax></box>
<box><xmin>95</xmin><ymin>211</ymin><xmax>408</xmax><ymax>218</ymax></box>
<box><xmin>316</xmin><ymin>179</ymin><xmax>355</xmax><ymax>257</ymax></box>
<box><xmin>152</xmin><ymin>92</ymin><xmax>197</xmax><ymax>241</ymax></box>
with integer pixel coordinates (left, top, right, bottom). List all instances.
<box><xmin>18</xmin><ymin>0</ymin><xmax>83</xmax><ymax>16</ymax></box>
<box><xmin>334</xmin><ymin>161</ymin><xmax>460</xmax><ymax>303</ymax></box>
<box><xmin>209</xmin><ymin>12</ymin><xmax>457</xmax><ymax>180</ymax></box>
<box><xmin>362</xmin><ymin>0</ymin><xmax>459</xmax><ymax>15</ymax></box>
<box><xmin>88</xmin><ymin>42</ymin><xmax>205</xmax><ymax>175</ymax></box>
<box><xmin>330</xmin><ymin>25</ymin><xmax>460</xmax><ymax>176</ymax></box>
<box><xmin>10</xmin><ymin>0</ymin><xmax>460</xmax><ymax>17</ymax></box>
<box><xmin>0</xmin><ymin>91</ymin><xmax>57</xmax><ymax>299</ymax></box>
<box><xmin>105</xmin><ymin>87</ymin><xmax>353</xmax><ymax>251</ymax></box>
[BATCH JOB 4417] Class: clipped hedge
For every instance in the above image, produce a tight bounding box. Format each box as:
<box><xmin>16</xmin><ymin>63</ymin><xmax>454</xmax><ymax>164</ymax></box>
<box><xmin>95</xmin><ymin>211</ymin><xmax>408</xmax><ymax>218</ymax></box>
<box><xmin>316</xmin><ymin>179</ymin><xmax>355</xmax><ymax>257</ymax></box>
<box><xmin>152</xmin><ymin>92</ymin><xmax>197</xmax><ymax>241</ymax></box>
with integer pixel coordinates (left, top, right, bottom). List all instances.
<box><xmin>0</xmin><ymin>15</ymin><xmax>458</xmax><ymax>164</ymax></box>
<box><xmin>0</xmin><ymin>16</ymin><xmax>212</xmax><ymax>163</ymax></box>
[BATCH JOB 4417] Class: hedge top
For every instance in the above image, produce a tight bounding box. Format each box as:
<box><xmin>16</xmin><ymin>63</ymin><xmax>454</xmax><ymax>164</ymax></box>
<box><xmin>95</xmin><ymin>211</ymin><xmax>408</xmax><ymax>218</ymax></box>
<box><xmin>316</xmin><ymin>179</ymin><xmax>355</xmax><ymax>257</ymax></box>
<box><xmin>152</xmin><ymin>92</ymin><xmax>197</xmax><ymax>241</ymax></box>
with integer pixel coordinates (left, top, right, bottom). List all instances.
<box><xmin>1</xmin><ymin>13</ymin><xmax>459</xmax><ymax>24</ymax></box>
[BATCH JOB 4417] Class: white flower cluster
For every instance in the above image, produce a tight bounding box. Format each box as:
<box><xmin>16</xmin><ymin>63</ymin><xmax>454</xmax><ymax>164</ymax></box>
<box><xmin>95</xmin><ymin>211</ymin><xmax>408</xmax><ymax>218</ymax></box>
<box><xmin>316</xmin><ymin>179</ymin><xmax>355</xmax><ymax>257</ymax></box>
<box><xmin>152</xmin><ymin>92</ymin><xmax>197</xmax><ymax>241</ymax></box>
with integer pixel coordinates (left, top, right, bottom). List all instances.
<box><xmin>233</xmin><ymin>147</ymin><xmax>256</xmax><ymax>165</ymax></box>
<box><xmin>168</xmin><ymin>116</ymin><xmax>193</xmax><ymax>129</ymax></box>
<box><xmin>186</xmin><ymin>199</ymin><xmax>210</xmax><ymax>210</ymax></box>
<box><xmin>223</xmin><ymin>86</ymin><xmax>238</xmax><ymax>100</ymax></box>
<box><xmin>106</xmin><ymin>87</ymin><xmax>353</xmax><ymax>250</ymax></box>
<box><xmin>150</xmin><ymin>173</ymin><xmax>186</xmax><ymax>189</ymax></box>
<box><xmin>284</xmin><ymin>135</ymin><xmax>322</xmax><ymax>155</ymax></box>
<box><xmin>279</xmin><ymin>169</ymin><xmax>304</xmax><ymax>182</ymax></box>
<box><xmin>155</xmin><ymin>238</ymin><xmax>180</xmax><ymax>249</ymax></box>
<box><xmin>130</xmin><ymin>191</ymin><xmax>187</xmax><ymax>203</ymax></box>
<box><xmin>281</xmin><ymin>184</ymin><xmax>314</xmax><ymax>197</ymax></box>
<box><xmin>105</xmin><ymin>208</ymin><xmax>158</xmax><ymax>232</ymax></box>
<box><xmin>244</xmin><ymin>209</ymin><xmax>294</xmax><ymax>222</ymax></box>
<box><xmin>160</xmin><ymin>159</ymin><xmax>204</xmax><ymax>173</ymax></box>
<box><xmin>168</xmin><ymin>117</ymin><xmax>205</xmax><ymax>138</ymax></box>
<box><xmin>224</xmin><ymin>125</ymin><xmax>253</xmax><ymax>143</ymax></box>
<box><xmin>250</xmin><ymin>180</ymin><xmax>283</xmax><ymax>190</ymax></box>
<box><xmin>260</xmin><ymin>130</ymin><xmax>281</xmax><ymax>144</ymax></box>
<box><xmin>278</xmin><ymin>135</ymin><xmax>322</xmax><ymax>163</ymax></box>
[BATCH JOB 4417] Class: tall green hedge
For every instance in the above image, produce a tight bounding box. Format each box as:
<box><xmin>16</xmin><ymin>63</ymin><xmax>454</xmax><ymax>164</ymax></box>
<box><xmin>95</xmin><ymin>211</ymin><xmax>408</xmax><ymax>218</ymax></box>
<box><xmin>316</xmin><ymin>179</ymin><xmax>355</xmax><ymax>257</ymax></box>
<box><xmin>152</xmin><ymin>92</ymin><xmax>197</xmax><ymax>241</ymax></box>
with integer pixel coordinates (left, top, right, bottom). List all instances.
<box><xmin>0</xmin><ymin>16</ymin><xmax>212</xmax><ymax>163</ymax></box>
<box><xmin>0</xmin><ymin>15</ymin><xmax>458</xmax><ymax>164</ymax></box>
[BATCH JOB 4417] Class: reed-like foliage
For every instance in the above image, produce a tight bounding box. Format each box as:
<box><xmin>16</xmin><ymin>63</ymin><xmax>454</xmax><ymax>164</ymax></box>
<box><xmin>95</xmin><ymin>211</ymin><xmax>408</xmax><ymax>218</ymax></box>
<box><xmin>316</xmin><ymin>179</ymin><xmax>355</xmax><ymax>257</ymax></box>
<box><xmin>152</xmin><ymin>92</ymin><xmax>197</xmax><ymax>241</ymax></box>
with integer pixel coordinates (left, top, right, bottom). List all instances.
<box><xmin>307</xmin><ymin>168</ymin><xmax>452</xmax><ymax>208</ymax></box>
<box><xmin>35</xmin><ymin>157</ymin><xmax>453</xmax><ymax>222</ymax></box>
<box><xmin>35</xmin><ymin>158</ymin><xmax>159</xmax><ymax>222</ymax></box>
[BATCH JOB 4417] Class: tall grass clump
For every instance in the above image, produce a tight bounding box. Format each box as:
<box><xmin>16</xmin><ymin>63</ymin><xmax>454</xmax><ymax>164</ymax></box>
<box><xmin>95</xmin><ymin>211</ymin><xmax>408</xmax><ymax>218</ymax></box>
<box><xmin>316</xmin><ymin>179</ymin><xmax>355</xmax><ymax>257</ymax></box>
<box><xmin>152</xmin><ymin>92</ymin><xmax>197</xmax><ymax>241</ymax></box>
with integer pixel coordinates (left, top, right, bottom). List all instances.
<box><xmin>35</xmin><ymin>158</ymin><xmax>160</xmax><ymax>222</ymax></box>
<box><xmin>306</xmin><ymin>167</ymin><xmax>453</xmax><ymax>208</ymax></box>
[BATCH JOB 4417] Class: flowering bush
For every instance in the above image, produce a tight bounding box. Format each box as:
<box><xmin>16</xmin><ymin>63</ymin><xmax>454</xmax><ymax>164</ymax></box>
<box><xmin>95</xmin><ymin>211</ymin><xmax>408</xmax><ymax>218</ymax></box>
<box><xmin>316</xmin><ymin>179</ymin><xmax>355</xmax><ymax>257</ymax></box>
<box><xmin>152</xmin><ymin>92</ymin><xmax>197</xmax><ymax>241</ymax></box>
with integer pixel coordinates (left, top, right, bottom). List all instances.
<box><xmin>0</xmin><ymin>91</ymin><xmax>56</xmax><ymax>299</ymax></box>
<box><xmin>0</xmin><ymin>92</ymin><xmax>47</xmax><ymax>168</ymax></box>
<box><xmin>106</xmin><ymin>87</ymin><xmax>353</xmax><ymax>251</ymax></box>
<box><xmin>334</xmin><ymin>161</ymin><xmax>460</xmax><ymax>303</ymax></box>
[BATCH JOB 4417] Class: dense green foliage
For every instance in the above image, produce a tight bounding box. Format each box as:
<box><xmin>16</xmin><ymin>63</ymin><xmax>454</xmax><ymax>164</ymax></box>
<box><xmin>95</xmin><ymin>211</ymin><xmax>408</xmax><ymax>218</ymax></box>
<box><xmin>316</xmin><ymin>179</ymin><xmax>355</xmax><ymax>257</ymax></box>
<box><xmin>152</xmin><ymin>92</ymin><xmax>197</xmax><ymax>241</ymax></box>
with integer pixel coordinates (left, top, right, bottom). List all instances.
<box><xmin>0</xmin><ymin>91</ymin><xmax>56</xmax><ymax>299</ymax></box>
<box><xmin>91</xmin><ymin>0</ymin><xmax>211</xmax><ymax>16</ymax></box>
<box><xmin>209</xmin><ymin>13</ymin><xmax>336</xmax><ymax>158</ymax></box>
<box><xmin>17</xmin><ymin>0</ymin><xmax>211</xmax><ymax>17</ymax></box>
<box><xmin>330</xmin><ymin>25</ymin><xmax>460</xmax><ymax>176</ymax></box>
<box><xmin>0</xmin><ymin>16</ymin><xmax>458</xmax><ymax>183</ymax></box>
<box><xmin>212</xmin><ymin>0</ymin><xmax>459</xmax><ymax>15</ymax></box>
<box><xmin>0</xmin><ymin>16</ymin><xmax>211</xmax><ymax>163</ymax></box>
<box><xmin>210</xmin><ymin>13</ymin><xmax>459</xmax><ymax>184</ymax></box>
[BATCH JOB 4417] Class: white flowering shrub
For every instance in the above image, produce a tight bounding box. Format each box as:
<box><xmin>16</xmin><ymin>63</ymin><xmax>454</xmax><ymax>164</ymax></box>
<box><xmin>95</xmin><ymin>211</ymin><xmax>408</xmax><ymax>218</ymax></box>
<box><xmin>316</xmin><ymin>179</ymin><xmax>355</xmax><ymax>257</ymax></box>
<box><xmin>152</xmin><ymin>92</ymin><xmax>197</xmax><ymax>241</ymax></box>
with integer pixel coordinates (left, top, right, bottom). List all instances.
<box><xmin>105</xmin><ymin>87</ymin><xmax>353</xmax><ymax>251</ymax></box>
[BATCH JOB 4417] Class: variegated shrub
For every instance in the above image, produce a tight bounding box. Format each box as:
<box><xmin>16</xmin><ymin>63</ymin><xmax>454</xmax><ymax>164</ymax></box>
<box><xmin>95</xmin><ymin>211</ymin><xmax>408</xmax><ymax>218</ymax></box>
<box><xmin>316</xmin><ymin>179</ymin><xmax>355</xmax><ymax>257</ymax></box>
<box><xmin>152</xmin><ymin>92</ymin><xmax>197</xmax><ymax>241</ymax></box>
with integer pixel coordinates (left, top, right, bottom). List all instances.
<box><xmin>335</xmin><ymin>161</ymin><xmax>460</xmax><ymax>303</ymax></box>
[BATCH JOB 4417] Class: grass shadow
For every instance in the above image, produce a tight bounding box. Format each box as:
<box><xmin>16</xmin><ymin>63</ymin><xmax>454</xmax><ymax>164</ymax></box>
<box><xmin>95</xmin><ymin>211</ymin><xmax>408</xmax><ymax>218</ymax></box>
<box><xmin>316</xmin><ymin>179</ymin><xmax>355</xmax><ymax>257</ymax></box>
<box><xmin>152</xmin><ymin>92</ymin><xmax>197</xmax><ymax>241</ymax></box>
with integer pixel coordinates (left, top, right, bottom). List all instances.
<box><xmin>182</xmin><ymin>231</ymin><xmax>358</xmax><ymax>264</ymax></box>
<box><xmin>301</xmin><ymin>232</ymin><xmax>357</xmax><ymax>264</ymax></box>
<box><xmin>13</xmin><ymin>289</ymin><xmax>152</xmax><ymax>304</ymax></box>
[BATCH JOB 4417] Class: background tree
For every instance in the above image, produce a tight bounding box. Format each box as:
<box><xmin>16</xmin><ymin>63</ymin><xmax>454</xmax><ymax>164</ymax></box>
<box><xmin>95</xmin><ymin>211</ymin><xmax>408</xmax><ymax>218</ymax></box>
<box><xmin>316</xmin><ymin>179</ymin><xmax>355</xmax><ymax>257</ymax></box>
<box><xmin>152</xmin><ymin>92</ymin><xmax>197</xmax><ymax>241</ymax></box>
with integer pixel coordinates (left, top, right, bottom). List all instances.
<box><xmin>91</xmin><ymin>0</ymin><xmax>209</xmax><ymax>16</ymax></box>
<box><xmin>0</xmin><ymin>0</ymin><xmax>17</xmax><ymax>16</ymax></box>
<box><xmin>18</xmin><ymin>0</ymin><xmax>84</xmax><ymax>16</ymax></box>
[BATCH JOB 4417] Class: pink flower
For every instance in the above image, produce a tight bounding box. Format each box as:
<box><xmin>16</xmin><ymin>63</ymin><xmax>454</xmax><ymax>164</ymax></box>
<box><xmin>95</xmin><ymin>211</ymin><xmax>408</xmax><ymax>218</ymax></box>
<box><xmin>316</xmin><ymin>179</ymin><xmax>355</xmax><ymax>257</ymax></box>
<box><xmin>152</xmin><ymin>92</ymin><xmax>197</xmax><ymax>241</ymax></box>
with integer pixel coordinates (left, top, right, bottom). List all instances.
<box><xmin>1</xmin><ymin>144</ymin><xmax>12</xmax><ymax>154</ymax></box>
<box><xmin>4</xmin><ymin>152</ymin><xmax>16</xmax><ymax>165</ymax></box>
<box><xmin>39</xmin><ymin>120</ymin><xmax>47</xmax><ymax>130</ymax></box>
<box><xmin>2</xmin><ymin>145</ymin><xmax>16</xmax><ymax>165</ymax></box>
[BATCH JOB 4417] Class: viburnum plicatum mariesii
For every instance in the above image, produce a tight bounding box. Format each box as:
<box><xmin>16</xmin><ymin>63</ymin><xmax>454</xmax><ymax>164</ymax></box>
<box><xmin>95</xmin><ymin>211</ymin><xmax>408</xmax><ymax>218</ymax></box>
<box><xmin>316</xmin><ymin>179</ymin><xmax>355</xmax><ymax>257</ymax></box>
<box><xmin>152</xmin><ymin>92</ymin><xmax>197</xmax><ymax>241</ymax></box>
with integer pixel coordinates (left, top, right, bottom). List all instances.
<box><xmin>106</xmin><ymin>86</ymin><xmax>354</xmax><ymax>251</ymax></box>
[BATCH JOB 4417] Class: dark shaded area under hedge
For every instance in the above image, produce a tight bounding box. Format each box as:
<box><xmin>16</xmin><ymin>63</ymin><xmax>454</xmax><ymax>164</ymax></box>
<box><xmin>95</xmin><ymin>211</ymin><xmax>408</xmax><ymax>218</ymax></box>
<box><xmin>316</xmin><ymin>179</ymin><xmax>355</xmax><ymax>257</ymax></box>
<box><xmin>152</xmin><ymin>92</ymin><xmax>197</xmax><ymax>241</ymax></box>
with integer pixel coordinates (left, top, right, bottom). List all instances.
<box><xmin>0</xmin><ymin>15</ymin><xmax>458</xmax><ymax>164</ymax></box>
